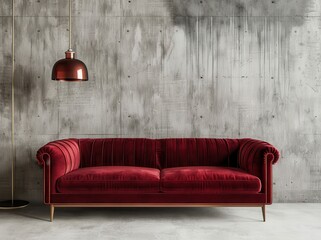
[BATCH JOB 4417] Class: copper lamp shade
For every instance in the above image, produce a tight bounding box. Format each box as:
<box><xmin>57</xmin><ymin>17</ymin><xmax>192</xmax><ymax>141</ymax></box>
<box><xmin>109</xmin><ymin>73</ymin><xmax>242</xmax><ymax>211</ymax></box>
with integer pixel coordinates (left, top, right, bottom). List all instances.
<box><xmin>52</xmin><ymin>50</ymin><xmax>88</xmax><ymax>81</ymax></box>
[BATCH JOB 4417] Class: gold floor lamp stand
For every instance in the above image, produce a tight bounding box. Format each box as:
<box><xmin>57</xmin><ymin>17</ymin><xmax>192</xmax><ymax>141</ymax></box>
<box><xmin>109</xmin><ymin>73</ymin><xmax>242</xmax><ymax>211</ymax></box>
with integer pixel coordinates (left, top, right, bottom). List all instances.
<box><xmin>0</xmin><ymin>0</ymin><xmax>29</xmax><ymax>210</ymax></box>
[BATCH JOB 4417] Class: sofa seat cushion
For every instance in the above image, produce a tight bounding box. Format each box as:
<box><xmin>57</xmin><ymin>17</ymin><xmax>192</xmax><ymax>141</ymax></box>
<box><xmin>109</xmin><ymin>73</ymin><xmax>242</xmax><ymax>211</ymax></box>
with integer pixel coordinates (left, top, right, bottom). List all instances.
<box><xmin>57</xmin><ymin>166</ymin><xmax>160</xmax><ymax>193</ymax></box>
<box><xmin>160</xmin><ymin>166</ymin><xmax>261</xmax><ymax>193</ymax></box>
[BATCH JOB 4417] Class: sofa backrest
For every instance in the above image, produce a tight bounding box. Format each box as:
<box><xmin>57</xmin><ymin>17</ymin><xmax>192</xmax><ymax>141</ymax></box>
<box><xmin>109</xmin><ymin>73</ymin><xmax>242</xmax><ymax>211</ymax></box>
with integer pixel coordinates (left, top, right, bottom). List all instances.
<box><xmin>79</xmin><ymin>138</ymin><xmax>161</xmax><ymax>169</ymax></box>
<box><xmin>160</xmin><ymin>138</ymin><xmax>240</xmax><ymax>168</ymax></box>
<box><xmin>78</xmin><ymin>138</ymin><xmax>240</xmax><ymax>169</ymax></box>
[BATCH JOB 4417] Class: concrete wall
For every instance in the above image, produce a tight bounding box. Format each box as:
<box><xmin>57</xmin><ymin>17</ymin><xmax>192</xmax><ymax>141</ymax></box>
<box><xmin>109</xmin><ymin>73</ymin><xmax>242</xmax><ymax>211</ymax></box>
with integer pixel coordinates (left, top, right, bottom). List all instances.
<box><xmin>0</xmin><ymin>0</ymin><xmax>321</xmax><ymax>203</ymax></box>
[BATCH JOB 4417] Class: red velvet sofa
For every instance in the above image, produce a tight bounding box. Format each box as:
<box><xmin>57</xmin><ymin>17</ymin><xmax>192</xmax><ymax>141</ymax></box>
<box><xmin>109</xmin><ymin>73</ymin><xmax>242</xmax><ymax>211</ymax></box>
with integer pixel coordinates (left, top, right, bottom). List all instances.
<box><xmin>37</xmin><ymin>138</ymin><xmax>279</xmax><ymax>222</ymax></box>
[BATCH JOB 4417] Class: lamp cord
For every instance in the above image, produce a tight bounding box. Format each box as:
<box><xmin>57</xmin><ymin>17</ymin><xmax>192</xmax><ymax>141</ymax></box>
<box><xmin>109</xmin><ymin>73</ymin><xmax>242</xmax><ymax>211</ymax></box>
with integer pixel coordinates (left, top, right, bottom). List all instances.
<box><xmin>11</xmin><ymin>0</ymin><xmax>15</xmax><ymax>204</ymax></box>
<box><xmin>69</xmin><ymin>0</ymin><xmax>72</xmax><ymax>50</ymax></box>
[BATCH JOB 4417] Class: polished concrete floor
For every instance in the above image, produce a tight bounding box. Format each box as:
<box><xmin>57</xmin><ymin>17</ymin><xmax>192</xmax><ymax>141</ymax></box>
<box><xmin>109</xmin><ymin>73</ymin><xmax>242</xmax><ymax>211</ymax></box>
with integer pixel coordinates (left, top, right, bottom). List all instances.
<box><xmin>0</xmin><ymin>204</ymin><xmax>320</xmax><ymax>240</ymax></box>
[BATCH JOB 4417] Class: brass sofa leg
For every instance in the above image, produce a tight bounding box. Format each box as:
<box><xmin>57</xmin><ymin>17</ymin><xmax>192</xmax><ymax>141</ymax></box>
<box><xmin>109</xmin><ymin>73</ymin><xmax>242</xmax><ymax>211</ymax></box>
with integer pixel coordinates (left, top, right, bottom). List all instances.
<box><xmin>50</xmin><ymin>205</ymin><xmax>54</xmax><ymax>222</ymax></box>
<box><xmin>261</xmin><ymin>205</ymin><xmax>266</xmax><ymax>222</ymax></box>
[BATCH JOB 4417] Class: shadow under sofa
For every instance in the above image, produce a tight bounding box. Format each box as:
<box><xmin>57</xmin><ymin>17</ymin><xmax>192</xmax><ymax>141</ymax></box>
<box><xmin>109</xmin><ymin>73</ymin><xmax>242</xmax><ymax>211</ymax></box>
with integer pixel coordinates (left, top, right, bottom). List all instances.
<box><xmin>36</xmin><ymin>138</ymin><xmax>280</xmax><ymax>222</ymax></box>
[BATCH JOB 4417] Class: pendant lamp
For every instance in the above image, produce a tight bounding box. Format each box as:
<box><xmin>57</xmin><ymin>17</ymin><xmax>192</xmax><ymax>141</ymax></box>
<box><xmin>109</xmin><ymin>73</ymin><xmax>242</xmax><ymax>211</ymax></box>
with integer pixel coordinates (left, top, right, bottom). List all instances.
<box><xmin>0</xmin><ymin>0</ymin><xmax>29</xmax><ymax>209</ymax></box>
<box><xmin>52</xmin><ymin>0</ymin><xmax>88</xmax><ymax>81</ymax></box>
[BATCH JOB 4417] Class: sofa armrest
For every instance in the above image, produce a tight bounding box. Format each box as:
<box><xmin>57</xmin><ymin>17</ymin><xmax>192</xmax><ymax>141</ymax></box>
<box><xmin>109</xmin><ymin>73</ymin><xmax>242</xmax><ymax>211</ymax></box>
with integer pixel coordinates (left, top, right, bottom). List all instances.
<box><xmin>36</xmin><ymin>139</ymin><xmax>80</xmax><ymax>204</ymax></box>
<box><xmin>238</xmin><ymin>138</ymin><xmax>279</xmax><ymax>175</ymax></box>
<box><xmin>238</xmin><ymin>138</ymin><xmax>280</xmax><ymax>204</ymax></box>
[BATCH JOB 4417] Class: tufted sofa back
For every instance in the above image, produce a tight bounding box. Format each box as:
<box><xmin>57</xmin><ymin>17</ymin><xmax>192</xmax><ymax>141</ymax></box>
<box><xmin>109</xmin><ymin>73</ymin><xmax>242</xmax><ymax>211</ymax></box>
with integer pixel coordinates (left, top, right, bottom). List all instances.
<box><xmin>78</xmin><ymin>138</ymin><xmax>240</xmax><ymax>169</ymax></box>
<box><xmin>159</xmin><ymin>138</ymin><xmax>240</xmax><ymax>168</ymax></box>
<box><xmin>79</xmin><ymin>138</ymin><xmax>161</xmax><ymax>169</ymax></box>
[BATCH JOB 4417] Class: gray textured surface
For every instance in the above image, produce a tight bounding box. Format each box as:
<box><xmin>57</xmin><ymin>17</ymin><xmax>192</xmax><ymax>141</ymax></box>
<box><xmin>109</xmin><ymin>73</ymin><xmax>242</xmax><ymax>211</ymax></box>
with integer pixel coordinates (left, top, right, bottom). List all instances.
<box><xmin>0</xmin><ymin>204</ymin><xmax>320</xmax><ymax>239</ymax></box>
<box><xmin>0</xmin><ymin>0</ymin><xmax>321</xmax><ymax>202</ymax></box>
